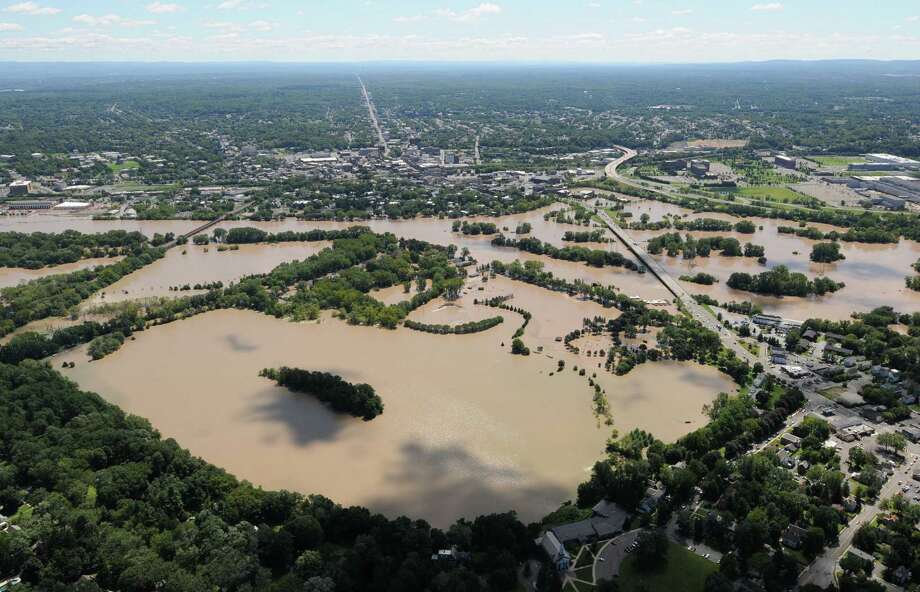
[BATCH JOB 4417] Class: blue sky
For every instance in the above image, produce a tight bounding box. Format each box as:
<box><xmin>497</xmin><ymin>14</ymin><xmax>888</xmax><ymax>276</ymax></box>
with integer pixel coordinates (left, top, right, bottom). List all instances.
<box><xmin>0</xmin><ymin>0</ymin><xmax>917</xmax><ymax>62</ymax></box>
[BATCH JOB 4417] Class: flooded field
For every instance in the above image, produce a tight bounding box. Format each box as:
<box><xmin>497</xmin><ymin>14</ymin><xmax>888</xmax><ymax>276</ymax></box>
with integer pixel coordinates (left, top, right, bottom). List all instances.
<box><xmin>621</xmin><ymin>199</ymin><xmax>920</xmax><ymax>320</ymax></box>
<box><xmin>0</xmin><ymin>257</ymin><xmax>122</xmax><ymax>289</ymax></box>
<box><xmin>87</xmin><ymin>241</ymin><xmax>331</xmax><ymax>304</ymax></box>
<box><xmin>6</xmin><ymin>201</ymin><xmax>915</xmax><ymax>321</ymax></box>
<box><xmin>59</xmin><ymin>306</ymin><xmax>731</xmax><ymax>526</ymax></box>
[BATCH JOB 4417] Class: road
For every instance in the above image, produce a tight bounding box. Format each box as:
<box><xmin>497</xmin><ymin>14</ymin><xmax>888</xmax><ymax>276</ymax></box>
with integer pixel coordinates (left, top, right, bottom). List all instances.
<box><xmin>598</xmin><ymin>148</ymin><xmax>757</xmax><ymax>366</ymax></box>
<box><xmin>474</xmin><ymin>135</ymin><xmax>481</xmax><ymax>165</ymax></box>
<box><xmin>357</xmin><ymin>75</ymin><xmax>389</xmax><ymax>158</ymax></box>
<box><xmin>799</xmin><ymin>443</ymin><xmax>920</xmax><ymax>588</ymax></box>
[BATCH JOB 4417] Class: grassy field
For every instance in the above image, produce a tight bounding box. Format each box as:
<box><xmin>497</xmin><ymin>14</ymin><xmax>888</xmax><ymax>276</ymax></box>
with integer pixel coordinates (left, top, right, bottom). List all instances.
<box><xmin>808</xmin><ymin>155</ymin><xmax>865</xmax><ymax>167</ymax></box>
<box><xmin>724</xmin><ymin>186</ymin><xmax>819</xmax><ymax>206</ymax></box>
<box><xmin>618</xmin><ymin>542</ymin><xmax>717</xmax><ymax>592</ymax></box>
<box><xmin>108</xmin><ymin>160</ymin><xmax>141</xmax><ymax>172</ymax></box>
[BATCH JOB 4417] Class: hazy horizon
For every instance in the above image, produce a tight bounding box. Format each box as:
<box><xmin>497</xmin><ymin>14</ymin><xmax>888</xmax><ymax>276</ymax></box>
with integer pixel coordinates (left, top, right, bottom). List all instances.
<box><xmin>0</xmin><ymin>0</ymin><xmax>917</xmax><ymax>62</ymax></box>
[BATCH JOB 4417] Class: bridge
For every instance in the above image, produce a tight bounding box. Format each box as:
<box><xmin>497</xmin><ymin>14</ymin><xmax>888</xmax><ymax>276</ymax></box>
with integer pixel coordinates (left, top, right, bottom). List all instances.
<box><xmin>596</xmin><ymin>147</ymin><xmax>757</xmax><ymax>365</ymax></box>
<box><xmin>163</xmin><ymin>200</ymin><xmax>254</xmax><ymax>249</ymax></box>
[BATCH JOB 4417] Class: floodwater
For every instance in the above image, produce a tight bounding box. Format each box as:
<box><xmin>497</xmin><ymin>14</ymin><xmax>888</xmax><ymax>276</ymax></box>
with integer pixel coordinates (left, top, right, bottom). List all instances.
<box><xmin>0</xmin><ymin>257</ymin><xmax>122</xmax><ymax>289</ymax></box>
<box><xmin>59</xmin><ymin>307</ymin><xmax>732</xmax><ymax>526</ymax></box>
<box><xmin>621</xmin><ymin>199</ymin><xmax>920</xmax><ymax>320</ymax></box>
<box><xmin>87</xmin><ymin>241</ymin><xmax>331</xmax><ymax>304</ymax></box>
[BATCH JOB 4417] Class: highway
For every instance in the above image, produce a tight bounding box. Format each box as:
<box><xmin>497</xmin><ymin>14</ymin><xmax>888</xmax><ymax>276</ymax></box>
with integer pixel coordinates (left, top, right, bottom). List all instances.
<box><xmin>357</xmin><ymin>75</ymin><xmax>389</xmax><ymax>157</ymax></box>
<box><xmin>598</xmin><ymin>148</ymin><xmax>757</xmax><ymax>365</ymax></box>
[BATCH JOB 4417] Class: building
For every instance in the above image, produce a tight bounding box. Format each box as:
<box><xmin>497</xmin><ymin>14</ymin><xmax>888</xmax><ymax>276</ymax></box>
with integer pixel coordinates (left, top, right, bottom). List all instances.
<box><xmin>538</xmin><ymin>530</ymin><xmax>571</xmax><ymax>572</ymax></box>
<box><xmin>865</xmin><ymin>153</ymin><xmax>920</xmax><ymax>169</ymax></box>
<box><xmin>780</xmin><ymin>432</ymin><xmax>802</xmax><ymax>450</ymax></box>
<box><xmin>689</xmin><ymin>159</ymin><xmax>710</xmax><ymax>178</ymax></box>
<box><xmin>6</xmin><ymin>199</ymin><xmax>53</xmax><ymax>210</ymax></box>
<box><xmin>752</xmin><ymin>313</ymin><xmax>783</xmax><ymax>329</ymax></box>
<box><xmin>899</xmin><ymin>425</ymin><xmax>920</xmax><ymax>443</ymax></box>
<box><xmin>781</xmin><ymin>524</ymin><xmax>807</xmax><ymax>549</ymax></box>
<box><xmin>52</xmin><ymin>201</ymin><xmax>91</xmax><ymax>210</ymax></box>
<box><xmin>7</xmin><ymin>179</ymin><xmax>34</xmax><ymax>196</ymax></box>
<box><xmin>775</xmin><ymin>155</ymin><xmax>797</xmax><ymax>169</ymax></box>
<box><xmin>660</xmin><ymin>159</ymin><xmax>688</xmax><ymax>174</ymax></box>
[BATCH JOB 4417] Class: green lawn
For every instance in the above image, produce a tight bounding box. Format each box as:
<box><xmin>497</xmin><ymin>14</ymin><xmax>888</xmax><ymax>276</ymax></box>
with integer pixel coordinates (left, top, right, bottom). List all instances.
<box><xmin>808</xmin><ymin>156</ymin><xmax>865</xmax><ymax>167</ymax></box>
<box><xmin>724</xmin><ymin>186</ymin><xmax>817</xmax><ymax>206</ymax></box>
<box><xmin>108</xmin><ymin>160</ymin><xmax>141</xmax><ymax>172</ymax></box>
<box><xmin>618</xmin><ymin>543</ymin><xmax>717</xmax><ymax>592</ymax></box>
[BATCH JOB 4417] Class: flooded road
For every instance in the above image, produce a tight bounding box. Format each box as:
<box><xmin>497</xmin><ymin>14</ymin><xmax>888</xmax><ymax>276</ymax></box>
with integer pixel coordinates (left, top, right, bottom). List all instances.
<box><xmin>59</xmin><ymin>306</ymin><xmax>731</xmax><ymax>526</ymax></box>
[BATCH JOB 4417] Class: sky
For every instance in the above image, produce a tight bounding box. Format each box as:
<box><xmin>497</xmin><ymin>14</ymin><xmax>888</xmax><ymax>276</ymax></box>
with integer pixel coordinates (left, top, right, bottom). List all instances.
<box><xmin>0</xmin><ymin>0</ymin><xmax>917</xmax><ymax>63</ymax></box>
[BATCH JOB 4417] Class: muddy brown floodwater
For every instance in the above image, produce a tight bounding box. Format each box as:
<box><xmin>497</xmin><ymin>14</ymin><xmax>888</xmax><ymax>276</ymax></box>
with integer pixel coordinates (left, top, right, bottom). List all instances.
<box><xmin>59</xmin><ymin>305</ymin><xmax>732</xmax><ymax>526</ymax></box>
<box><xmin>0</xmin><ymin>257</ymin><xmax>122</xmax><ymax>289</ymax></box>
<box><xmin>86</xmin><ymin>241</ymin><xmax>331</xmax><ymax>304</ymax></box>
<box><xmin>621</xmin><ymin>199</ymin><xmax>920</xmax><ymax>320</ymax></box>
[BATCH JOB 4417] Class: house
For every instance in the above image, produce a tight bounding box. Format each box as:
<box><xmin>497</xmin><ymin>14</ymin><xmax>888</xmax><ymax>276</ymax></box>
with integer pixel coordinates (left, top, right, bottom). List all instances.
<box><xmin>782</xmin><ymin>524</ymin><xmax>808</xmax><ymax>550</ymax></box>
<box><xmin>538</xmin><ymin>530</ymin><xmax>571</xmax><ymax>572</ymax></box>
<box><xmin>825</xmin><ymin>344</ymin><xmax>854</xmax><ymax>358</ymax></box>
<box><xmin>638</xmin><ymin>486</ymin><xmax>666</xmax><ymax>514</ymax></box>
<box><xmin>802</xmin><ymin>329</ymin><xmax>818</xmax><ymax>341</ymax></box>
<box><xmin>860</xmin><ymin>406</ymin><xmax>886</xmax><ymax>423</ymax></box>
<box><xmin>781</xmin><ymin>432</ymin><xmax>802</xmax><ymax>450</ymax></box>
<box><xmin>777</xmin><ymin>450</ymin><xmax>797</xmax><ymax>469</ymax></box>
<box><xmin>899</xmin><ymin>425</ymin><xmax>920</xmax><ymax>443</ymax></box>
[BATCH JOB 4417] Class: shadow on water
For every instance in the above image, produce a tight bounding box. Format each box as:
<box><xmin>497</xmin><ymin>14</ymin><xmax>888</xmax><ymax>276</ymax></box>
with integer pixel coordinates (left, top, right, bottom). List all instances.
<box><xmin>364</xmin><ymin>440</ymin><xmax>571</xmax><ymax>526</ymax></box>
<box><xmin>238</xmin><ymin>383</ymin><xmax>347</xmax><ymax>447</ymax></box>
<box><xmin>225</xmin><ymin>333</ymin><xmax>260</xmax><ymax>352</ymax></box>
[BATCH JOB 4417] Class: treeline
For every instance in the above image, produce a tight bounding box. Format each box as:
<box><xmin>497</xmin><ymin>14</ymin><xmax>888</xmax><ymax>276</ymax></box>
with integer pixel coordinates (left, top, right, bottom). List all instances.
<box><xmin>810</xmin><ymin>242</ymin><xmax>845</xmax><ymax>263</ymax></box>
<box><xmin>562</xmin><ymin>229</ymin><xmax>608</xmax><ymax>243</ymax></box>
<box><xmin>0</xmin><ymin>229</ymin><xmax>149</xmax><ymax>269</ymax></box>
<box><xmin>0</xmin><ymin>249</ymin><xmax>165</xmax><ymax>337</ymax></box>
<box><xmin>223</xmin><ymin>226</ymin><xmax>371</xmax><ymax>244</ymax></box>
<box><xmin>260</xmin><ymin>367</ymin><xmax>384</xmax><ymax>420</ymax></box>
<box><xmin>0</xmin><ymin>361</ymin><xmax>534</xmax><ymax>591</ymax></box>
<box><xmin>404</xmin><ymin>316</ymin><xmax>503</xmax><ymax>335</ymax></box>
<box><xmin>657</xmin><ymin>317</ymin><xmax>753</xmax><ymax>384</ymax></box>
<box><xmin>727</xmin><ymin>265</ymin><xmax>844</xmax><ymax>296</ymax></box>
<box><xmin>451</xmin><ymin>220</ymin><xmax>498</xmax><ymax>235</ymax></box>
<box><xmin>692</xmin><ymin>294</ymin><xmax>763</xmax><ymax>316</ymax></box>
<box><xmin>489</xmin><ymin>259</ymin><xmax>651</xmax><ymax>313</ymax></box>
<box><xmin>680</xmin><ymin>272</ymin><xmax>718</xmax><ymax>285</ymax></box>
<box><xmin>778</xmin><ymin>224</ymin><xmax>898</xmax><ymax>244</ymax></box>
<box><xmin>491</xmin><ymin>235</ymin><xmax>639</xmax><ymax>270</ymax></box>
<box><xmin>0</xmin><ymin>311</ymin><xmax>142</xmax><ymax>365</ymax></box>
<box><xmin>647</xmin><ymin>232</ymin><xmax>765</xmax><ymax>259</ymax></box>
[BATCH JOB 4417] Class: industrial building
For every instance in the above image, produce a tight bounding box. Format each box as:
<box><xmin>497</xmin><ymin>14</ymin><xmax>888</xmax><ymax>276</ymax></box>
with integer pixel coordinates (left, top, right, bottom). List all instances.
<box><xmin>7</xmin><ymin>180</ymin><xmax>34</xmax><ymax>197</ymax></box>
<box><xmin>775</xmin><ymin>155</ymin><xmax>797</xmax><ymax>169</ymax></box>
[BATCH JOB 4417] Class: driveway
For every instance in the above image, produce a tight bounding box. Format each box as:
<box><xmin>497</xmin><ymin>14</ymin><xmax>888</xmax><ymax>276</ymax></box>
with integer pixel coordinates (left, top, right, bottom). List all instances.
<box><xmin>594</xmin><ymin>529</ymin><xmax>643</xmax><ymax>582</ymax></box>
